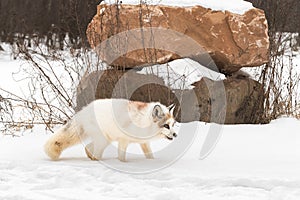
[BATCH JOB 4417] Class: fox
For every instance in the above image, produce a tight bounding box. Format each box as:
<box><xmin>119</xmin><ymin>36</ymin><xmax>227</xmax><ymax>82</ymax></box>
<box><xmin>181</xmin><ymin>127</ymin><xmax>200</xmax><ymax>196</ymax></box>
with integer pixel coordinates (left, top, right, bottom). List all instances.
<box><xmin>44</xmin><ymin>98</ymin><xmax>177</xmax><ymax>162</ymax></box>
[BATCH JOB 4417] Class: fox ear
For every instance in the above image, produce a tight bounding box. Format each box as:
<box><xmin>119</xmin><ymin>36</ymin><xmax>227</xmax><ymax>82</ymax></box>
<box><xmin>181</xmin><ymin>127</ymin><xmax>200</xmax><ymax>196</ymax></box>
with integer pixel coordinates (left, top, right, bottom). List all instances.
<box><xmin>152</xmin><ymin>105</ymin><xmax>165</xmax><ymax>121</ymax></box>
<box><xmin>167</xmin><ymin>104</ymin><xmax>174</xmax><ymax>110</ymax></box>
<box><xmin>168</xmin><ymin>104</ymin><xmax>175</xmax><ymax>116</ymax></box>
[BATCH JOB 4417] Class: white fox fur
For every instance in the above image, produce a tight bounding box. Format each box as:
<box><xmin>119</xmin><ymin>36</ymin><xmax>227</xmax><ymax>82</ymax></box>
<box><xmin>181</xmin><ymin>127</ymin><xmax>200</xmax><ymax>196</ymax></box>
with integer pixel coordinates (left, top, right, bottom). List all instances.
<box><xmin>44</xmin><ymin>99</ymin><xmax>176</xmax><ymax>162</ymax></box>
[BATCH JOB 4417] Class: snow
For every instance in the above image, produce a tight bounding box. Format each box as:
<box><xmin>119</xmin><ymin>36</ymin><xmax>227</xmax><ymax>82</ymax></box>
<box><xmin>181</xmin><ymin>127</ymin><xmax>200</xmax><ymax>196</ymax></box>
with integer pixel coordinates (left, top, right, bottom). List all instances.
<box><xmin>243</xmin><ymin>33</ymin><xmax>300</xmax><ymax>103</ymax></box>
<box><xmin>0</xmin><ymin>43</ymin><xmax>76</xmax><ymax>100</ymax></box>
<box><xmin>104</xmin><ymin>0</ymin><xmax>254</xmax><ymax>15</ymax></box>
<box><xmin>0</xmin><ymin>44</ymin><xmax>29</xmax><ymax>96</ymax></box>
<box><xmin>138</xmin><ymin>58</ymin><xmax>225</xmax><ymax>89</ymax></box>
<box><xmin>1</xmin><ymin>118</ymin><xmax>300</xmax><ymax>199</ymax></box>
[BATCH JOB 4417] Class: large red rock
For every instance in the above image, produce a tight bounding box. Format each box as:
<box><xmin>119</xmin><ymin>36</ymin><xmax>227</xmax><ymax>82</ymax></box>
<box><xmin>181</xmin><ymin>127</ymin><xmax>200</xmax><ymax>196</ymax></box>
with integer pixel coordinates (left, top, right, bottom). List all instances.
<box><xmin>86</xmin><ymin>3</ymin><xmax>269</xmax><ymax>74</ymax></box>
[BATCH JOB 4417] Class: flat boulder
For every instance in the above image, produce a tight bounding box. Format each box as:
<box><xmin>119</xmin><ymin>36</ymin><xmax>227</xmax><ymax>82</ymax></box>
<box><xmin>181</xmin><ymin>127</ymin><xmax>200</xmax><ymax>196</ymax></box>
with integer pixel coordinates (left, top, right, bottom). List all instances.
<box><xmin>87</xmin><ymin>3</ymin><xmax>269</xmax><ymax>74</ymax></box>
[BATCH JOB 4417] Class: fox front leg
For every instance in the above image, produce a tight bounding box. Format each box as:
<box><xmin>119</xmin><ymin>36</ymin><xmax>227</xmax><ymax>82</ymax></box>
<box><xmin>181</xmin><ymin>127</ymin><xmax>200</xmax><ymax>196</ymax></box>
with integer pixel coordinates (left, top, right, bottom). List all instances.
<box><xmin>118</xmin><ymin>140</ymin><xmax>129</xmax><ymax>162</ymax></box>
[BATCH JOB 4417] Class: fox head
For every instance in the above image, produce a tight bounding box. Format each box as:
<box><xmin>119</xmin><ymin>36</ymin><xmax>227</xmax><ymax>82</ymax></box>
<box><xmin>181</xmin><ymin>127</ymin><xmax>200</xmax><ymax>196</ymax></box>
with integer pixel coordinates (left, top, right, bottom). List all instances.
<box><xmin>152</xmin><ymin>103</ymin><xmax>177</xmax><ymax>140</ymax></box>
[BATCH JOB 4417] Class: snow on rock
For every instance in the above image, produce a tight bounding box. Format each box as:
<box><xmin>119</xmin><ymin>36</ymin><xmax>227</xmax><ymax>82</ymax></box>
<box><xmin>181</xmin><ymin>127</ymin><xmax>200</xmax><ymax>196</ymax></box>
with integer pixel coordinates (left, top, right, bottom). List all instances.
<box><xmin>138</xmin><ymin>58</ymin><xmax>225</xmax><ymax>90</ymax></box>
<box><xmin>104</xmin><ymin>0</ymin><xmax>254</xmax><ymax>15</ymax></box>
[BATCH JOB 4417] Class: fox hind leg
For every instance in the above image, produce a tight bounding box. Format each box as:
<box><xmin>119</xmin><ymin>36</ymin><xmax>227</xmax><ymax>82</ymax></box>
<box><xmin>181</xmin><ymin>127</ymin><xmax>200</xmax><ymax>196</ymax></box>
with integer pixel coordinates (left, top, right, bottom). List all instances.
<box><xmin>85</xmin><ymin>139</ymin><xmax>109</xmax><ymax>161</ymax></box>
<box><xmin>44</xmin><ymin>123</ymin><xmax>84</xmax><ymax>160</ymax></box>
<box><xmin>85</xmin><ymin>143</ymin><xmax>99</xmax><ymax>160</ymax></box>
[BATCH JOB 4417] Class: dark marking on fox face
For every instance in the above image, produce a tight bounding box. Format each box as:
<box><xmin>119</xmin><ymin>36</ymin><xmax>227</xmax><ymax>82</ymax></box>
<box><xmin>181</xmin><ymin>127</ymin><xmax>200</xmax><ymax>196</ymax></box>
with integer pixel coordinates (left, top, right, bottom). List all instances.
<box><xmin>158</xmin><ymin>117</ymin><xmax>167</xmax><ymax>128</ymax></box>
<box><xmin>158</xmin><ymin>114</ymin><xmax>174</xmax><ymax>128</ymax></box>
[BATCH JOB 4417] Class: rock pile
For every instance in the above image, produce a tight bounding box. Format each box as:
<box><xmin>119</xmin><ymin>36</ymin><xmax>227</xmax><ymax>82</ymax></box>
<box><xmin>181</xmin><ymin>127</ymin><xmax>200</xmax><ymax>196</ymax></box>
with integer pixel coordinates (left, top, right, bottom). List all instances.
<box><xmin>77</xmin><ymin>2</ymin><xmax>269</xmax><ymax>124</ymax></box>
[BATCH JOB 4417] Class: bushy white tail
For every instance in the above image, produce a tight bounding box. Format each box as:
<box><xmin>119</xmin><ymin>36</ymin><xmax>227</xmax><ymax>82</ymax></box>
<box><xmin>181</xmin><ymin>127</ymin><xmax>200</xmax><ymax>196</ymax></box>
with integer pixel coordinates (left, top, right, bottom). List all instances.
<box><xmin>44</xmin><ymin>123</ymin><xmax>83</xmax><ymax>160</ymax></box>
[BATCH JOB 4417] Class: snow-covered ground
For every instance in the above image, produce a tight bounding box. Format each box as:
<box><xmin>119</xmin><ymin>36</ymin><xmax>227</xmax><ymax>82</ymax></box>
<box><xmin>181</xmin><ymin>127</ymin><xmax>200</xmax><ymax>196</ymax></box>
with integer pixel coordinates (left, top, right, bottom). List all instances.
<box><xmin>1</xmin><ymin>118</ymin><xmax>300</xmax><ymax>199</ymax></box>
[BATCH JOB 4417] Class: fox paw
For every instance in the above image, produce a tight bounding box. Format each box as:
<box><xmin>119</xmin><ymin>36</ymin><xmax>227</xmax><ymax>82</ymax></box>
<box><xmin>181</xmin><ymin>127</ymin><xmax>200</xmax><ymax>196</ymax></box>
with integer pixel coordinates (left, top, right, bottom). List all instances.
<box><xmin>85</xmin><ymin>147</ymin><xmax>99</xmax><ymax>161</ymax></box>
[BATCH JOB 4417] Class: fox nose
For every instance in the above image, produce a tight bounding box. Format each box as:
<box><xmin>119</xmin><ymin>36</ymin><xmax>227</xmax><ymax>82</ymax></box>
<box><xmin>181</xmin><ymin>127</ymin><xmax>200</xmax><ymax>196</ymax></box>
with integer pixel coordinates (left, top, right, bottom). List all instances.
<box><xmin>173</xmin><ymin>133</ymin><xmax>177</xmax><ymax>137</ymax></box>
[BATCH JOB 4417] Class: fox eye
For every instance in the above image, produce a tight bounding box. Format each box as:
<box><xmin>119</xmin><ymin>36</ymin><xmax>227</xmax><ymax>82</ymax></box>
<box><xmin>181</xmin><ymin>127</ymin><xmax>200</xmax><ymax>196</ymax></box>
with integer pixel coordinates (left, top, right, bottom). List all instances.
<box><xmin>163</xmin><ymin>124</ymin><xmax>170</xmax><ymax>129</ymax></box>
